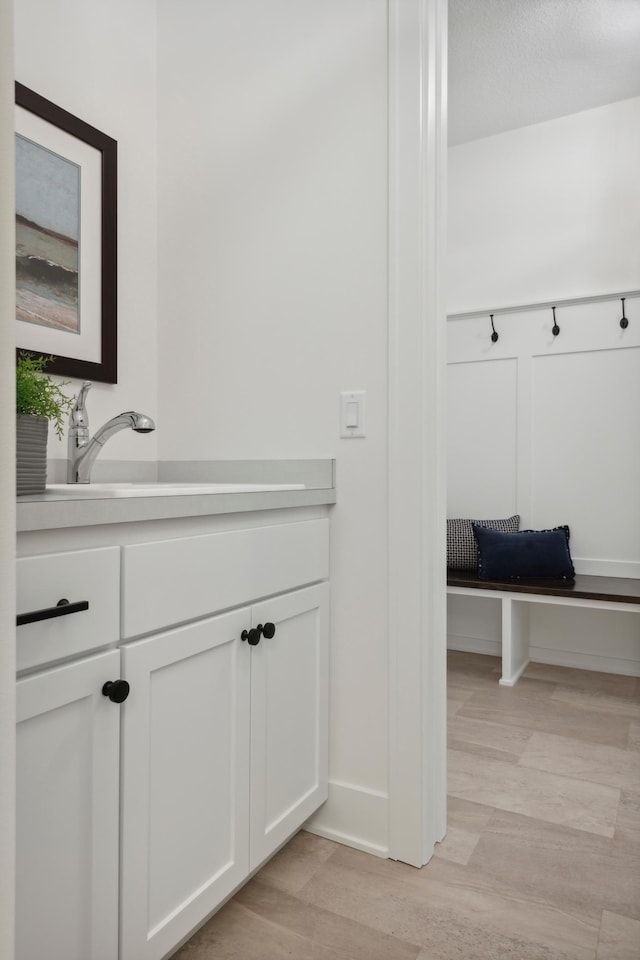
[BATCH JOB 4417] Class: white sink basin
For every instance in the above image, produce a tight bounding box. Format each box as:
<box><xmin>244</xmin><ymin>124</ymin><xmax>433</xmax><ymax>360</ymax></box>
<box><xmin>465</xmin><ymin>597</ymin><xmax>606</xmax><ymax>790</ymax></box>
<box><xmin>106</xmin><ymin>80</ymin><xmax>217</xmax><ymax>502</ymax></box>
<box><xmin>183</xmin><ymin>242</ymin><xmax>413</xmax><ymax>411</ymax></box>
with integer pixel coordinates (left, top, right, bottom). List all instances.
<box><xmin>45</xmin><ymin>482</ymin><xmax>305</xmax><ymax>498</ymax></box>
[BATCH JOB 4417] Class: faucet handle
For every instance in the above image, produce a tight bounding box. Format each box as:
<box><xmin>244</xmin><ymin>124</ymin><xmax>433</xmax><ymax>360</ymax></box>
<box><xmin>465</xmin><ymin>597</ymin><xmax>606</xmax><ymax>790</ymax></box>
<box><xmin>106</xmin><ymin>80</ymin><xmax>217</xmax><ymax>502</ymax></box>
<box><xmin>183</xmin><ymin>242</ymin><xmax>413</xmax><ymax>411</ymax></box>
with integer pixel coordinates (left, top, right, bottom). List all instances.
<box><xmin>70</xmin><ymin>381</ymin><xmax>92</xmax><ymax>429</ymax></box>
<box><xmin>76</xmin><ymin>380</ymin><xmax>92</xmax><ymax>404</ymax></box>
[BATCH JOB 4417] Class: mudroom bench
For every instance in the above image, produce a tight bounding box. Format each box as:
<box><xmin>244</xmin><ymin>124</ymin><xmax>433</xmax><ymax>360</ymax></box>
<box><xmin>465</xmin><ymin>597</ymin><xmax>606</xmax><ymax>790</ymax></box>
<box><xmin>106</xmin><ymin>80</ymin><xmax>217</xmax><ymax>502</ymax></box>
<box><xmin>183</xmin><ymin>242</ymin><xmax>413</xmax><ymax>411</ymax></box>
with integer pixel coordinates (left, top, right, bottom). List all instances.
<box><xmin>446</xmin><ymin>571</ymin><xmax>640</xmax><ymax>685</ymax></box>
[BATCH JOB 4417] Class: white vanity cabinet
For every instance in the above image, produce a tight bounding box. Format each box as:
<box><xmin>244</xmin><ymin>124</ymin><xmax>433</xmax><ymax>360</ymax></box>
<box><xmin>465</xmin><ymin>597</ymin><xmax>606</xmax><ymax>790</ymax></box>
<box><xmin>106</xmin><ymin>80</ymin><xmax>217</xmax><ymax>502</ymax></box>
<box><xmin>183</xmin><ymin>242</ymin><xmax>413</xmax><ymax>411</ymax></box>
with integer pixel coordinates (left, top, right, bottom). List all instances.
<box><xmin>16</xmin><ymin>514</ymin><xmax>329</xmax><ymax>960</ymax></box>
<box><xmin>16</xmin><ymin>650</ymin><xmax>121</xmax><ymax>960</ymax></box>
<box><xmin>15</xmin><ymin>547</ymin><xmax>122</xmax><ymax>960</ymax></box>
<box><xmin>118</xmin><ymin>519</ymin><xmax>329</xmax><ymax>960</ymax></box>
<box><xmin>119</xmin><ymin>581</ymin><xmax>328</xmax><ymax>960</ymax></box>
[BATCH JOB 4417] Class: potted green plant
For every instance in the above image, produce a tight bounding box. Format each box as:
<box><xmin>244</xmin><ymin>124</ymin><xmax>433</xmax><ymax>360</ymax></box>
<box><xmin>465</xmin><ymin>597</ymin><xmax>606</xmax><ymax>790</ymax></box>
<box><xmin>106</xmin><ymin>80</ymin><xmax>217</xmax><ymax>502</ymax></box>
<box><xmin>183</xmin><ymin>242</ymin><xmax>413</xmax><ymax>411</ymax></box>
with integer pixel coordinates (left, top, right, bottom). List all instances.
<box><xmin>16</xmin><ymin>352</ymin><xmax>74</xmax><ymax>496</ymax></box>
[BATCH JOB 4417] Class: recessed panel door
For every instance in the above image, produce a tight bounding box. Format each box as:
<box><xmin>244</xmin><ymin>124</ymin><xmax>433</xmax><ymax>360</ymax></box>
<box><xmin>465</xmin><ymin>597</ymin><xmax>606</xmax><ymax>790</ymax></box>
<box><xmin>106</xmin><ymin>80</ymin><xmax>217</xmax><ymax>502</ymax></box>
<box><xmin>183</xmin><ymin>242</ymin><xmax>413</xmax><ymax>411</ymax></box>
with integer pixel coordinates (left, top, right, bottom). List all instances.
<box><xmin>119</xmin><ymin>609</ymin><xmax>250</xmax><ymax>960</ymax></box>
<box><xmin>16</xmin><ymin>649</ymin><xmax>121</xmax><ymax>960</ymax></box>
<box><xmin>249</xmin><ymin>582</ymin><xmax>329</xmax><ymax>870</ymax></box>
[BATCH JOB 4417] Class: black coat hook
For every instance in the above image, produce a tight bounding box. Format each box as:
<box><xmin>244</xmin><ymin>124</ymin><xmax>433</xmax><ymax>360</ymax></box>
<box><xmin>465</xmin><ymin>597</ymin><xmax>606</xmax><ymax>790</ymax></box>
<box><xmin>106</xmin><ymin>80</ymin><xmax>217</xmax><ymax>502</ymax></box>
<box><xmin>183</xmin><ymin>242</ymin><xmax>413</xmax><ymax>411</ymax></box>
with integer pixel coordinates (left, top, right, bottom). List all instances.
<box><xmin>490</xmin><ymin>314</ymin><xmax>499</xmax><ymax>343</ymax></box>
<box><xmin>551</xmin><ymin>306</ymin><xmax>560</xmax><ymax>336</ymax></box>
<box><xmin>620</xmin><ymin>297</ymin><xmax>629</xmax><ymax>329</ymax></box>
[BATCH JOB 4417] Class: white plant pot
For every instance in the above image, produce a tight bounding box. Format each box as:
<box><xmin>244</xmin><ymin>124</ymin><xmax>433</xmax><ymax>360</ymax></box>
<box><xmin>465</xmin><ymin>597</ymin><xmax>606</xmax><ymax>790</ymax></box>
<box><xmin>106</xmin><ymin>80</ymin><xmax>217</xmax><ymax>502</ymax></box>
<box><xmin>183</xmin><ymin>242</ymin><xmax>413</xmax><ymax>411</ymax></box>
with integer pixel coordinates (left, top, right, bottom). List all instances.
<box><xmin>16</xmin><ymin>415</ymin><xmax>48</xmax><ymax>496</ymax></box>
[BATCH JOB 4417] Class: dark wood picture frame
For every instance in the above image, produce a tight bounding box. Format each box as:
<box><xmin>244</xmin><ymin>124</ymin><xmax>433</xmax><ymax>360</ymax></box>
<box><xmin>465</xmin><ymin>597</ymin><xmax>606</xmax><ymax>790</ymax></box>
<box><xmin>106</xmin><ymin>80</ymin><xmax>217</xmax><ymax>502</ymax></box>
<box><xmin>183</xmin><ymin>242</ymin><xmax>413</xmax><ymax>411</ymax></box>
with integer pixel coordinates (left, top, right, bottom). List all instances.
<box><xmin>15</xmin><ymin>82</ymin><xmax>118</xmax><ymax>383</ymax></box>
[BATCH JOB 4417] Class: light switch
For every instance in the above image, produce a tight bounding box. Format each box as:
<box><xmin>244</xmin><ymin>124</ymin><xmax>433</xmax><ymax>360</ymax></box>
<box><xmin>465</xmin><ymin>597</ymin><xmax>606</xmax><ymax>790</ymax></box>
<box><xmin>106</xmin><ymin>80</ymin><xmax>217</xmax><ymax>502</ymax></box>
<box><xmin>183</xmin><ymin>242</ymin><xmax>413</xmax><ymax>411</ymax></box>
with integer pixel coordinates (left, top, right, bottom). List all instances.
<box><xmin>346</xmin><ymin>402</ymin><xmax>359</xmax><ymax>428</ymax></box>
<box><xmin>340</xmin><ymin>391</ymin><xmax>366</xmax><ymax>438</ymax></box>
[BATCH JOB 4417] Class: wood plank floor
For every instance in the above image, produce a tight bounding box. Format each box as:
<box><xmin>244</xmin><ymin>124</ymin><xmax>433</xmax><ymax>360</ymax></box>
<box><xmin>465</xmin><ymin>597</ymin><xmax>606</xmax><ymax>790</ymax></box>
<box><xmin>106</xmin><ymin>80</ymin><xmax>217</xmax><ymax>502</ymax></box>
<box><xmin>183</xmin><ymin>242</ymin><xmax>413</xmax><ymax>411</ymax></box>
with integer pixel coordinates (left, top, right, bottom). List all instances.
<box><xmin>173</xmin><ymin>652</ymin><xmax>640</xmax><ymax>959</ymax></box>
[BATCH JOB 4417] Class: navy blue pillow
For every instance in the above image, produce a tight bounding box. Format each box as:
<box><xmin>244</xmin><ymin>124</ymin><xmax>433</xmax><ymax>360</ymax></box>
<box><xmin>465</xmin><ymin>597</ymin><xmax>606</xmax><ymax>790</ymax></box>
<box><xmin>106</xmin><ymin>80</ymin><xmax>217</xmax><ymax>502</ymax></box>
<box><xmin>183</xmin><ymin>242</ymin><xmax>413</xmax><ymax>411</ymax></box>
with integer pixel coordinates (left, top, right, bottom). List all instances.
<box><xmin>471</xmin><ymin>524</ymin><xmax>575</xmax><ymax>581</ymax></box>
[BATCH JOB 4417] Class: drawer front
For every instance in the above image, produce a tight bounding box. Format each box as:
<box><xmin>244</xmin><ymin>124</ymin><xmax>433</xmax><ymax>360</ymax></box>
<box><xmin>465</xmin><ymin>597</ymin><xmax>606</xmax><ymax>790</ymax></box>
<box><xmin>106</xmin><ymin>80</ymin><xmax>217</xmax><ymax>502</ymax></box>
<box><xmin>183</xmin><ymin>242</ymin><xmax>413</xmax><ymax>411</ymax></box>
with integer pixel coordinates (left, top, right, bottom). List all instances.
<box><xmin>17</xmin><ymin>547</ymin><xmax>120</xmax><ymax>672</ymax></box>
<box><xmin>122</xmin><ymin>519</ymin><xmax>329</xmax><ymax>638</ymax></box>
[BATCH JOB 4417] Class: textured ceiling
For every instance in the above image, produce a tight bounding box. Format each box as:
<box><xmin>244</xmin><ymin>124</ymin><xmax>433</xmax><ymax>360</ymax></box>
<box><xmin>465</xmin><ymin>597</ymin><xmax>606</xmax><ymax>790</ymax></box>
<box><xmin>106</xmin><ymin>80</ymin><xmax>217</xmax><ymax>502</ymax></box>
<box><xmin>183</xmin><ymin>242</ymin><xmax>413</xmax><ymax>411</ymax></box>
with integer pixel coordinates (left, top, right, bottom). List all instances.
<box><xmin>449</xmin><ymin>0</ymin><xmax>640</xmax><ymax>145</ymax></box>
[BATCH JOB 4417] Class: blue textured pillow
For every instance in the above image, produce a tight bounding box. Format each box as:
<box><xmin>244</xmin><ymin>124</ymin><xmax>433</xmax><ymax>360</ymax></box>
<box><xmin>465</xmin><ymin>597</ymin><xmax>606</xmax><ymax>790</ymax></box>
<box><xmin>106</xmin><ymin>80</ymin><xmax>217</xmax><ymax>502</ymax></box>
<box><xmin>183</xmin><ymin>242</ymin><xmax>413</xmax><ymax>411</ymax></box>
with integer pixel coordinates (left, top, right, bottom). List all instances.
<box><xmin>471</xmin><ymin>524</ymin><xmax>575</xmax><ymax>581</ymax></box>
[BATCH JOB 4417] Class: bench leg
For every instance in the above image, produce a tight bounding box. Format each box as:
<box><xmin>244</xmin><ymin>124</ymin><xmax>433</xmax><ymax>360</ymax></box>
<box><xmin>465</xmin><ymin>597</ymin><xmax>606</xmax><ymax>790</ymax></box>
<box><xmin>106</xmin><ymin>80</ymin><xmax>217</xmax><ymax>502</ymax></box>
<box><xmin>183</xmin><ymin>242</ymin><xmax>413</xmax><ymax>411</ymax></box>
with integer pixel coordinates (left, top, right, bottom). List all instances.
<box><xmin>499</xmin><ymin>597</ymin><xmax>530</xmax><ymax>686</ymax></box>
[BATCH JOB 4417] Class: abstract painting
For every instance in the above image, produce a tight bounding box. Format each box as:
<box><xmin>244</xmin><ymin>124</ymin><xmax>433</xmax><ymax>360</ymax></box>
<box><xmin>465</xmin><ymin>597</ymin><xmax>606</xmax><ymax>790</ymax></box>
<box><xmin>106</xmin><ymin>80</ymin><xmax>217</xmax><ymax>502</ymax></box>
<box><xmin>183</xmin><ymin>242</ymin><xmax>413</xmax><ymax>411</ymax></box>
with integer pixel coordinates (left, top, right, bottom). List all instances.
<box><xmin>16</xmin><ymin>135</ymin><xmax>80</xmax><ymax>334</ymax></box>
<box><xmin>15</xmin><ymin>83</ymin><xmax>118</xmax><ymax>383</ymax></box>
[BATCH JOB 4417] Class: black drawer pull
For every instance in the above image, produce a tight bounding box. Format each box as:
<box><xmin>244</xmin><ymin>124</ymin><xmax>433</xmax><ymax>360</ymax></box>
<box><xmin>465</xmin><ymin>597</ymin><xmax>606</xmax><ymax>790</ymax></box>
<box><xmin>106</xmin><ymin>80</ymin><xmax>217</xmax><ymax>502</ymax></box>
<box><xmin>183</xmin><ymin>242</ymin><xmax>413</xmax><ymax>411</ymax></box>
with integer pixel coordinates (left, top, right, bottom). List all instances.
<box><xmin>16</xmin><ymin>598</ymin><xmax>90</xmax><ymax>627</ymax></box>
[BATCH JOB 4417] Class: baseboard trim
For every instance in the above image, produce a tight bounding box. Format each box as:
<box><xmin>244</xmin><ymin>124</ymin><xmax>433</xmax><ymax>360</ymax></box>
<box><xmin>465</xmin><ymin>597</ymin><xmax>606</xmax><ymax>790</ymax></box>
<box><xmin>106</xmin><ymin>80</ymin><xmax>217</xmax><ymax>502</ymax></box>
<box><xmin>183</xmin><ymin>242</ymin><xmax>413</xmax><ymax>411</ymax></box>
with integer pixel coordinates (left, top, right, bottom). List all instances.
<box><xmin>447</xmin><ymin>634</ymin><xmax>500</xmax><ymax>657</ymax></box>
<box><xmin>448</xmin><ymin>634</ymin><xmax>640</xmax><ymax>677</ymax></box>
<box><xmin>529</xmin><ymin>645</ymin><xmax>640</xmax><ymax>678</ymax></box>
<box><xmin>305</xmin><ymin>823</ymin><xmax>389</xmax><ymax>859</ymax></box>
<box><xmin>304</xmin><ymin>780</ymin><xmax>390</xmax><ymax>859</ymax></box>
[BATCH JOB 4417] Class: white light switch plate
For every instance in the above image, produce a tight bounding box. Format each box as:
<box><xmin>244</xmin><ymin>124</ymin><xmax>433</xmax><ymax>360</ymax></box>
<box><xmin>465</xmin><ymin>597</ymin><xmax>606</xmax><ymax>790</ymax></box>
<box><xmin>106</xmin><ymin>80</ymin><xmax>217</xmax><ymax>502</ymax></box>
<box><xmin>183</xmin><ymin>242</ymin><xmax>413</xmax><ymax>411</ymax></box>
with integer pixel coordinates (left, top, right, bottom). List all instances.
<box><xmin>340</xmin><ymin>391</ymin><xmax>366</xmax><ymax>438</ymax></box>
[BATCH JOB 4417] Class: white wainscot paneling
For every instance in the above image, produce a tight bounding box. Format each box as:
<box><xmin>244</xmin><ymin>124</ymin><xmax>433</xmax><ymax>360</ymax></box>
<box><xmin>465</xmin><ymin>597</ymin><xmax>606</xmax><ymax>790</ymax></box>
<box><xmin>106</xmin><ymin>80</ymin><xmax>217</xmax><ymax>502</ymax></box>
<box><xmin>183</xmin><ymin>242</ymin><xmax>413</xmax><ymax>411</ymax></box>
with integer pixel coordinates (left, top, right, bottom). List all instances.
<box><xmin>447</xmin><ymin>358</ymin><xmax>518</xmax><ymax>518</ymax></box>
<box><xmin>524</xmin><ymin>298</ymin><xmax>640</xmax><ymax>358</ymax></box>
<box><xmin>447</xmin><ymin>593</ymin><xmax>501</xmax><ymax>656</ymax></box>
<box><xmin>530</xmin><ymin>606</ymin><xmax>640</xmax><ymax>677</ymax></box>
<box><xmin>531</xmin><ymin>346</ymin><xmax>640</xmax><ymax>576</ymax></box>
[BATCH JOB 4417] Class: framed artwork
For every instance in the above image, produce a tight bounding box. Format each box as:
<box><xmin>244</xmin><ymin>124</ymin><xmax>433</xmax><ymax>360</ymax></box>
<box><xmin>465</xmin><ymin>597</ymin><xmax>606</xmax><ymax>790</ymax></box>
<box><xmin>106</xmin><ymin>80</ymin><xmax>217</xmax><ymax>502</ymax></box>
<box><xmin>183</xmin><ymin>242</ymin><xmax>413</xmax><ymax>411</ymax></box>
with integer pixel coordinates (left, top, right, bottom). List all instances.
<box><xmin>15</xmin><ymin>82</ymin><xmax>118</xmax><ymax>383</ymax></box>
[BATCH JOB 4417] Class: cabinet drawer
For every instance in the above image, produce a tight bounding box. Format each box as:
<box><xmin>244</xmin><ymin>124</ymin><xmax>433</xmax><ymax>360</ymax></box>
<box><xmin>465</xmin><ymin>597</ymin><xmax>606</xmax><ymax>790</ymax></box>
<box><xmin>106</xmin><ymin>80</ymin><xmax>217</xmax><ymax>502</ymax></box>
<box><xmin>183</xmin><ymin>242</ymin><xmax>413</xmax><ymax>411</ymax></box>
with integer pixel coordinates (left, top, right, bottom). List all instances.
<box><xmin>122</xmin><ymin>519</ymin><xmax>329</xmax><ymax>638</ymax></box>
<box><xmin>17</xmin><ymin>547</ymin><xmax>120</xmax><ymax>673</ymax></box>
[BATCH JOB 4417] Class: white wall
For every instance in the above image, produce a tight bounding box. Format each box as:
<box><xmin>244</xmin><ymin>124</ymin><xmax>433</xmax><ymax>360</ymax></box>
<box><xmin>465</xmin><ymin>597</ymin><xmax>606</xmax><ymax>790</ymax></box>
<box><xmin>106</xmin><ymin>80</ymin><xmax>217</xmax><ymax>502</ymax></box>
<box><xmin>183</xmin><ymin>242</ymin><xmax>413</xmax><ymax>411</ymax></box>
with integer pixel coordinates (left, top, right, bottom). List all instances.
<box><xmin>447</xmin><ymin>99</ymin><xmax>640</xmax><ymax>677</ymax></box>
<box><xmin>0</xmin><ymin>0</ymin><xmax>16</xmax><ymax>954</ymax></box>
<box><xmin>12</xmin><ymin>0</ymin><xmax>427</xmax><ymax>859</ymax></box>
<box><xmin>156</xmin><ymin>0</ymin><xmax>391</xmax><ymax>853</ymax></box>
<box><xmin>448</xmin><ymin>97</ymin><xmax>640</xmax><ymax>314</ymax></box>
<box><xmin>14</xmin><ymin>0</ymin><xmax>159</xmax><ymax>463</ymax></box>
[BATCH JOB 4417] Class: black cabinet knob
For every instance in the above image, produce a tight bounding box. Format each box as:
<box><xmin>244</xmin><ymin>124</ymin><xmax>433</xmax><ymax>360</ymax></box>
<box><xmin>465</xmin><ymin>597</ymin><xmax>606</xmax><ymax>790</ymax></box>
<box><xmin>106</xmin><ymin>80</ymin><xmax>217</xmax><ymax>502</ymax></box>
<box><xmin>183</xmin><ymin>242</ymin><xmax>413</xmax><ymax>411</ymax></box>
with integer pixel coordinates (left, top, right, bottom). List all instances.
<box><xmin>241</xmin><ymin>622</ymin><xmax>276</xmax><ymax>645</ymax></box>
<box><xmin>102</xmin><ymin>679</ymin><xmax>130</xmax><ymax>703</ymax></box>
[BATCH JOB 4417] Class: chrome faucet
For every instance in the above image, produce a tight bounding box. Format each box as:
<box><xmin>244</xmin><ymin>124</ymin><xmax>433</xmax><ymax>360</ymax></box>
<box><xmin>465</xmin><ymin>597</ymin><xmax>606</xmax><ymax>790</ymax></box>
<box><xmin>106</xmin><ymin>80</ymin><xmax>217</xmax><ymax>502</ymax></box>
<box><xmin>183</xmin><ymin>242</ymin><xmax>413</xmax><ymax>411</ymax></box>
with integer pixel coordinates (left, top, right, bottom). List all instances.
<box><xmin>67</xmin><ymin>381</ymin><xmax>156</xmax><ymax>483</ymax></box>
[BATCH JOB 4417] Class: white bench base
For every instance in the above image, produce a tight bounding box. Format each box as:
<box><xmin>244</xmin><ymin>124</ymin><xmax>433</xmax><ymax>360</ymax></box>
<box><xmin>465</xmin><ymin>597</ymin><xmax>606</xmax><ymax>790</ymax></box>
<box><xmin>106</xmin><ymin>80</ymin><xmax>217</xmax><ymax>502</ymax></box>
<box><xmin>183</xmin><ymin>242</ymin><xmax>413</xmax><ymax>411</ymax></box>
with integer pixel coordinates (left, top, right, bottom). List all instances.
<box><xmin>447</xmin><ymin>583</ymin><xmax>640</xmax><ymax>686</ymax></box>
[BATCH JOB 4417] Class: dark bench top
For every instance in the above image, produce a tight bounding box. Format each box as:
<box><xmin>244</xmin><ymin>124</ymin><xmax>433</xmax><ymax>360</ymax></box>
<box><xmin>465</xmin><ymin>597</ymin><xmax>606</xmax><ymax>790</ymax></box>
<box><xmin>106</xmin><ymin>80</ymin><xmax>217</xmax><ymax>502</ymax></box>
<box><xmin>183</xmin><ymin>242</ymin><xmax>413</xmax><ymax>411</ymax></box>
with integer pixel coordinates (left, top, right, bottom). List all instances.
<box><xmin>447</xmin><ymin>569</ymin><xmax>640</xmax><ymax>605</ymax></box>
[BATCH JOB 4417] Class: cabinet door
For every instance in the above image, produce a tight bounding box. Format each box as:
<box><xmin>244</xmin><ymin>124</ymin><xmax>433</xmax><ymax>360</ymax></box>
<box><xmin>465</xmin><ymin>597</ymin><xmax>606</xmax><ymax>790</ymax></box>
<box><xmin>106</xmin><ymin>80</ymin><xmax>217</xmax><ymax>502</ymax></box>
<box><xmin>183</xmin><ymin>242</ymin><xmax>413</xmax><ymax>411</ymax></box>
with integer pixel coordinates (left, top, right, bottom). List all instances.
<box><xmin>249</xmin><ymin>582</ymin><xmax>329</xmax><ymax>869</ymax></box>
<box><xmin>16</xmin><ymin>649</ymin><xmax>121</xmax><ymax>960</ymax></box>
<box><xmin>120</xmin><ymin>609</ymin><xmax>250</xmax><ymax>960</ymax></box>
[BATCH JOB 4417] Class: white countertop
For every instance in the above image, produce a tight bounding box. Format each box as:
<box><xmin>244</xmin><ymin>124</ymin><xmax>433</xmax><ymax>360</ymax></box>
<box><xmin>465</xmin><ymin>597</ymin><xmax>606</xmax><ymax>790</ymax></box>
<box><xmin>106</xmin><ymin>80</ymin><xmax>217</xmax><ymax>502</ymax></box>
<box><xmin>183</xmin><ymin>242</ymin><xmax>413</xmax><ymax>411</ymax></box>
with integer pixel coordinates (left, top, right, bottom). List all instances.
<box><xmin>17</xmin><ymin>461</ymin><xmax>336</xmax><ymax>532</ymax></box>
